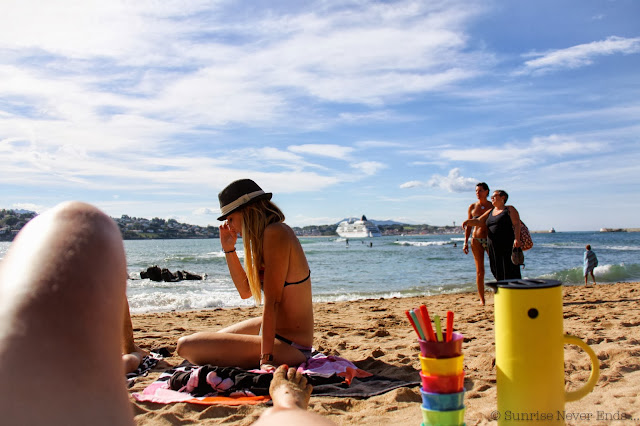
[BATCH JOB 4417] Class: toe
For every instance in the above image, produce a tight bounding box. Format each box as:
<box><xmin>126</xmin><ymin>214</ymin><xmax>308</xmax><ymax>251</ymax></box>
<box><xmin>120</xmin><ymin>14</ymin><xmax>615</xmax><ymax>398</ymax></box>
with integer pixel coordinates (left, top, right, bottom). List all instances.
<box><xmin>286</xmin><ymin>367</ymin><xmax>297</xmax><ymax>382</ymax></box>
<box><xmin>274</xmin><ymin>365</ymin><xmax>288</xmax><ymax>380</ymax></box>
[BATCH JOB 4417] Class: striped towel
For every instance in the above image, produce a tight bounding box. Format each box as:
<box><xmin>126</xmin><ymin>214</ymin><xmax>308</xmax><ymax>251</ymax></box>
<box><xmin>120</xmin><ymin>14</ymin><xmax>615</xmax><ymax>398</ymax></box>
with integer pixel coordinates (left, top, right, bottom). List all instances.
<box><xmin>584</xmin><ymin>250</ymin><xmax>598</xmax><ymax>275</ymax></box>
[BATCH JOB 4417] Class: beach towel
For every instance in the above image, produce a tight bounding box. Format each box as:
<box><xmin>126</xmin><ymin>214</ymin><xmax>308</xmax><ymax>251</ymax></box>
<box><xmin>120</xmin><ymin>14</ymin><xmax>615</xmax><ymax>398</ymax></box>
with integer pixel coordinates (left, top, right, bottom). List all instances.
<box><xmin>126</xmin><ymin>352</ymin><xmax>163</xmax><ymax>388</ymax></box>
<box><xmin>133</xmin><ymin>353</ymin><xmax>419</xmax><ymax>405</ymax></box>
<box><xmin>584</xmin><ymin>250</ymin><xmax>598</xmax><ymax>275</ymax></box>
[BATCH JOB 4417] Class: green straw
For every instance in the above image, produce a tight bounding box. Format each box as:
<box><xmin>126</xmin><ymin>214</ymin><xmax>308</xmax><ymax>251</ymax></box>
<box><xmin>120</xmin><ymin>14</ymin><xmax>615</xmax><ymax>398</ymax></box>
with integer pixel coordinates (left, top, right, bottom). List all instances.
<box><xmin>409</xmin><ymin>309</ymin><xmax>425</xmax><ymax>340</ymax></box>
<box><xmin>433</xmin><ymin>314</ymin><xmax>444</xmax><ymax>342</ymax></box>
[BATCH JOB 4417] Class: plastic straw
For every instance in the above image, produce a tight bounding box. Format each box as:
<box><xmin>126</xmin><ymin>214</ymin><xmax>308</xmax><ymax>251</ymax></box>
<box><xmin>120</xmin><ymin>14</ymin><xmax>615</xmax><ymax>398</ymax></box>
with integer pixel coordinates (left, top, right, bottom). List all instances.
<box><xmin>413</xmin><ymin>308</ymin><xmax>429</xmax><ymax>341</ymax></box>
<box><xmin>419</xmin><ymin>305</ymin><xmax>437</xmax><ymax>342</ymax></box>
<box><xmin>408</xmin><ymin>310</ymin><xmax>425</xmax><ymax>340</ymax></box>
<box><xmin>434</xmin><ymin>315</ymin><xmax>443</xmax><ymax>342</ymax></box>
<box><xmin>446</xmin><ymin>311</ymin><xmax>454</xmax><ymax>342</ymax></box>
<box><xmin>405</xmin><ymin>310</ymin><xmax>422</xmax><ymax>339</ymax></box>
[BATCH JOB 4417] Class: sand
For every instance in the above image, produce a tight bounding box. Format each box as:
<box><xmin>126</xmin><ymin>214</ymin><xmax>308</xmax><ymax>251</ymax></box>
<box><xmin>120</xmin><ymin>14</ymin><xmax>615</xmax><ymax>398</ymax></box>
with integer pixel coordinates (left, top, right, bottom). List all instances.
<box><xmin>129</xmin><ymin>282</ymin><xmax>640</xmax><ymax>425</ymax></box>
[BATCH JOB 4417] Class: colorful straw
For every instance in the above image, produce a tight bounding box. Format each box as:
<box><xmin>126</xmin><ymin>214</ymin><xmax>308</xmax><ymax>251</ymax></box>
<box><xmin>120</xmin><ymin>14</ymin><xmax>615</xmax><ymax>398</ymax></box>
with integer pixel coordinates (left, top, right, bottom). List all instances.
<box><xmin>413</xmin><ymin>308</ymin><xmax>429</xmax><ymax>341</ymax></box>
<box><xmin>446</xmin><ymin>311</ymin><xmax>454</xmax><ymax>342</ymax></box>
<box><xmin>409</xmin><ymin>309</ymin><xmax>426</xmax><ymax>340</ymax></box>
<box><xmin>419</xmin><ymin>305</ymin><xmax>437</xmax><ymax>342</ymax></box>
<box><xmin>405</xmin><ymin>310</ymin><xmax>422</xmax><ymax>339</ymax></box>
<box><xmin>433</xmin><ymin>314</ymin><xmax>444</xmax><ymax>342</ymax></box>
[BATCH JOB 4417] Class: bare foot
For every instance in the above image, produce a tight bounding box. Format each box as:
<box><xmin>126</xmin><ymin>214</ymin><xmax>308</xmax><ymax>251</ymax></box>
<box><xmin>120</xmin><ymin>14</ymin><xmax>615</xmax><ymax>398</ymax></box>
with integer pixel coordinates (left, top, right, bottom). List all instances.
<box><xmin>269</xmin><ymin>365</ymin><xmax>312</xmax><ymax>410</ymax></box>
<box><xmin>122</xmin><ymin>345</ymin><xmax>149</xmax><ymax>374</ymax></box>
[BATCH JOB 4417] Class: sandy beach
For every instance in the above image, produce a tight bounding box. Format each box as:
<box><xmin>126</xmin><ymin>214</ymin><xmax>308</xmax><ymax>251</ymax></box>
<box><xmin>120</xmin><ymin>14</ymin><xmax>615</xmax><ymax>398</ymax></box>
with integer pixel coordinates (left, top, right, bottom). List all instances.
<box><xmin>129</xmin><ymin>282</ymin><xmax>640</xmax><ymax>425</ymax></box>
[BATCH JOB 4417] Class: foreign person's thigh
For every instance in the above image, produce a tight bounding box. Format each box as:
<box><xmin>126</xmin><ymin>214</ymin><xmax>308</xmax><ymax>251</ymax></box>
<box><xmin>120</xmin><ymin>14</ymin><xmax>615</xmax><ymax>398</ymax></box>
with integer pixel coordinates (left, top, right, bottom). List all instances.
<box><xmin>219</xmin><ymin>316</ymin><xmax>262</xmax><ymax>334</ymax></box>
<box><xmin>470</xmin><ymin>239</ymin><xmax>486</xmax><ymax>267</ymax></box>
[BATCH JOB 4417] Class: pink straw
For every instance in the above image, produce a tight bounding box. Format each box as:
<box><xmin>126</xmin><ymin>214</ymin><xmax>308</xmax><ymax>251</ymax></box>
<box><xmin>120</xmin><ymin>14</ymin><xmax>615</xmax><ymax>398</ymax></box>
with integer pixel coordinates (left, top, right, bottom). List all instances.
<box><xmin>413</xmin><ymin>308</ymin><xmax>429</xmax><ymax>341</ymax></box>
<box><xmin>446</xmin><ymin>311</ymin><xmax>454</xmax><ymax>342</ymax></box>
<box><xmin>419</xmin><ymin>305</ymin><xmax>437</xmax><ymax>342</ymax></box>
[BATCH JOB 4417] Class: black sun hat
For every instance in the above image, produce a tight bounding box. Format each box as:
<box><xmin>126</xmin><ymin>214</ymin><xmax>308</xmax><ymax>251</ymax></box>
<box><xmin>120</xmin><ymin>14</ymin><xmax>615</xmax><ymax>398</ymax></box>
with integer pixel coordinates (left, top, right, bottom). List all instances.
<box><xmin>217</xmin><ymin>179</ymin><xmax>272</xmax><ymax>221</ymax></box>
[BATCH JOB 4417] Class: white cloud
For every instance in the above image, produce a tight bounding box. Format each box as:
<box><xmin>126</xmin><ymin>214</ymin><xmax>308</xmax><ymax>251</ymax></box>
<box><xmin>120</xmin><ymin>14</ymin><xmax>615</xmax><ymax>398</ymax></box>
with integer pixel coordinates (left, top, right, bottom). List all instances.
<box><xmin>439</xmin><ymin>134</ymin><xmax>605</xmax><ymax>168</ymax></box>
<box><xmin>350</xmin><ymin>161</ymin><xmax>386</xmax><ymax>176</ymax></box>
<box><xmin>400</xmin><ymin>168</ymin><xmax>476</xmax><ymax>193</ymax></box>
<box><xmin>400</xmin><ymin>180</ymin><xmax>425</xmax><ymax>189</ymax></box>
<box><xmin>427</xmin><ymin>168</ymin><xmax>477</xmax><ymax>192</ymax></box>
<box><xmin>11</xmin><ymin>203</ymin><xmax>45</xmax><ymax>213</ymax></box>
<box><xmin>520</xmin><ymin>36</ymin><xmax>640</xmax><ymax>75</ymax></box>
<box><xmin>355</xmin><ymin>140</ymin><xmax>407</xmax><ymax>149</ymax></box>
<box><xmin>288</xmin><ymin>144</ymin><xmax>355</xmax><ymax>160</ymax></box>
<box><xmin>193</xmin><ymin>207</ymin><xmax>218</xmax><ymax>216</ymax></box>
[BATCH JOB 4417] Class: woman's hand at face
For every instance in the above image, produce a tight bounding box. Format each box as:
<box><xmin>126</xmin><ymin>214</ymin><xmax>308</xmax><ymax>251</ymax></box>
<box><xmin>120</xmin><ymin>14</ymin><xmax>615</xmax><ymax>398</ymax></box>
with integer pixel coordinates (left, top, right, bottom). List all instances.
<box><xmin>219</xmin><ymin>222</ymin><xmax>238</xmax><ymax>251</ymax></box>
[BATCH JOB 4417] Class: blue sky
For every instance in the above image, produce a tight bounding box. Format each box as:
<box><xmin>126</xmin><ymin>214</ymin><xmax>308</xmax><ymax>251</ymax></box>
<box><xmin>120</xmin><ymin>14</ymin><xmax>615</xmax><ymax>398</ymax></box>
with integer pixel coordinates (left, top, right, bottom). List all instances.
<box><xmin>1</xmin><ymin>0</ymin><xmax>639</xmax><ymax>231</ymax></box>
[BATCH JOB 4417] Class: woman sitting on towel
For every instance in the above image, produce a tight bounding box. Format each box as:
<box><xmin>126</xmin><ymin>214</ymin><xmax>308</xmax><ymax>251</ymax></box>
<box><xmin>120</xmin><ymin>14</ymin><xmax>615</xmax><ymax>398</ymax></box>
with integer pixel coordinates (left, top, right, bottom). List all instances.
<box><xmin>177</xmin><ymin>179</ymin><xmax>314</xmax><ymax>371</ymax></box>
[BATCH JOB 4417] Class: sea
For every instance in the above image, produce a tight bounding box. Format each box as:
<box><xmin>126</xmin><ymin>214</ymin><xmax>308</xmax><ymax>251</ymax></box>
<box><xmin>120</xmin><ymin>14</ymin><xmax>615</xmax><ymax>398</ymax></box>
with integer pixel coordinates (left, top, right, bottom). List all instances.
<box><xmin>1</xmin><ymin>232</ymin><xmax>639</xmax><ymax>314</ymax></box>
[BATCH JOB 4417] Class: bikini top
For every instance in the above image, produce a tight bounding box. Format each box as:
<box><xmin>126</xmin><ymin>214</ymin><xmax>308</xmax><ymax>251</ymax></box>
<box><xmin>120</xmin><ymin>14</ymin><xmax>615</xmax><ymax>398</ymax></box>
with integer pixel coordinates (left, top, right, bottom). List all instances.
<box><xmin>284</xmin><ymin>270</ymin><xmax>311</xmax><ymax>287</ymax></box>
<box><xmin>259</xmin><ymin>269</ymin><xmax>311</xmax><ymax>288</ymax></box>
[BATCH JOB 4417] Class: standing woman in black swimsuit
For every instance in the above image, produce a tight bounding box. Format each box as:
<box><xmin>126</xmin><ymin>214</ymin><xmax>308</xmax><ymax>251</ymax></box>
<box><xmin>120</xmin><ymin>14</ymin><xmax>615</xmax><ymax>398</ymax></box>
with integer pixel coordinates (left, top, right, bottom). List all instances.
<box><xmin>462</xmin><ymin>182</ymin><xmax>493</xmax><ymax>305</ymax></box>
<box><xmin>177</xmin><ymin>179</ymin><xmax>314</xmax><ymax>371</ymax></box>
<box><xmin>463</xmin><ymin>189</ymin><xmax>522</xmax><ymax>282</ymax></box>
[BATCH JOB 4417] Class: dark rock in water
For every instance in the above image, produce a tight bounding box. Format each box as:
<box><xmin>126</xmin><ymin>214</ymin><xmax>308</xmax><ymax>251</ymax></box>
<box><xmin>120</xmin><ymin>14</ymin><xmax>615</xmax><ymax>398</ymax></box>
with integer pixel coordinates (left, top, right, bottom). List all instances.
<box><xmin>140</xmin><ymin>265</ymin><xmax>202</xmax><ymax>282</ymax></box>
<box><xmin>176</xmin><ymin>270</ymin><xmax>203</xmax><ymax>280</ymax></box>
<box><xmin>140</xmin><ymin>265</ymin><xmax>162</xmax><ymax>281</ymax></box>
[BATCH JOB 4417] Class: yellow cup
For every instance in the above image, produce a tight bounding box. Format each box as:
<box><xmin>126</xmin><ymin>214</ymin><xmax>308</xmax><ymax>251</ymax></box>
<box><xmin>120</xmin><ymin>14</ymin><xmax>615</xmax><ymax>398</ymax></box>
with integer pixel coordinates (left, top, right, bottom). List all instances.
<box><xmin>488</xmin><ymin>279</ymin><xmax>600</xmax><ymax>425</ymax></box>
<box><xmin>419</xmin><ymin>354</ymin><xmax>464</xmax><ymax>376</ymax></box>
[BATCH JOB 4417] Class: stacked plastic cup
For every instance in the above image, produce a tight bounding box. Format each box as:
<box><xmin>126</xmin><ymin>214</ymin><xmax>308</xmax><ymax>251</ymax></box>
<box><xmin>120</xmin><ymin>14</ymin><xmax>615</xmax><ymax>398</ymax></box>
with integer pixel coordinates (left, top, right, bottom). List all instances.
<box><xmin>418</xmin><ymin>332</ymin><xmax>465</xmax><ymax>425</ymax></box>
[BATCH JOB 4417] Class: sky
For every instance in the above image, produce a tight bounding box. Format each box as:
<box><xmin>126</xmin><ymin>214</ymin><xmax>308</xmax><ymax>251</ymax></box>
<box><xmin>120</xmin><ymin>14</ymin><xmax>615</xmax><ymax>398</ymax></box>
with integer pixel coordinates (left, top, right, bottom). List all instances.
<box><xmin>1</xmin><ymin>0</ymin><xmax>639</xmax><ymax>231</ymax></box>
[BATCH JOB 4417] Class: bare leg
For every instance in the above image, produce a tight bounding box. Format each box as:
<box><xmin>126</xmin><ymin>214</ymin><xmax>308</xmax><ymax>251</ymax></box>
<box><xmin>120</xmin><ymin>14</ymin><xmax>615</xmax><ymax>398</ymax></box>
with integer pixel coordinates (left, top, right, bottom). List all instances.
<box><xmin>122</xmin><ymin>298</ymin><xmax>148</xmax><ymax>374</ymax></box>
<box><xmin>0</xmin><ymin>202</ymin><xmax>134</xmax><ymax>425</ymax></box>
<box><xmin>470</xmin><ymin>239</ymin><xmax>486</xmax><ymax>305</ymax></box>
<box><xmin>176</xmin><ymin>331</ymin><xmax>306</xmax><ymax>368</ymax></box>
<box><xmin>218</xmin><ymin>316</ymin><xmax>262</xmax><ymax>334</ymax></box>
<box><xmin>591</xmin><ymin>271</ymin><xmax>597</xmax><ymax>286</ymax></box>
<box><xmin>254</xmin><ymin>365</ymin><xmax>335</xmax><ymax>425</ymax></box>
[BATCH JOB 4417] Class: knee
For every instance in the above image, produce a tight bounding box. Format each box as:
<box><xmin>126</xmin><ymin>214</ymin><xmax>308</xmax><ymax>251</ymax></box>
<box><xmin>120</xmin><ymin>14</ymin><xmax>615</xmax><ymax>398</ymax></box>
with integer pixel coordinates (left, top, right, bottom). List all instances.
<box><xmin>50</xmin><ymin>201</ymin><xmax>118</xmax><ymax>232</ymax></box>
<box><xmin>176</xmin><ymin>335</ymin><xmax>191</xmax><ymax>358</ymax></box>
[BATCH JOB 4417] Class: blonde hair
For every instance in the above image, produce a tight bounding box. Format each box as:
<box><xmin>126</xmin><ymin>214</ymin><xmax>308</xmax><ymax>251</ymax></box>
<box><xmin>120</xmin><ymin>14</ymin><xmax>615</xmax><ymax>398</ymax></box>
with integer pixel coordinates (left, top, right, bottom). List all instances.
<box><xmin>241</xmin><ymin>199</ymin><xmax>285</xmax><ymax>304</ymax></box>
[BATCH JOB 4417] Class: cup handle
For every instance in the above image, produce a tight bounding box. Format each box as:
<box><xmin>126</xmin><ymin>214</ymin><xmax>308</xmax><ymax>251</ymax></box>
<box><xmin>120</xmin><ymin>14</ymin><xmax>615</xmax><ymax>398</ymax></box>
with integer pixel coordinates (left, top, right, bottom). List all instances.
<box><xmin>563</xmin><ymin>334</ymin><xmax>600</xmax><ymax>402</ymax></box>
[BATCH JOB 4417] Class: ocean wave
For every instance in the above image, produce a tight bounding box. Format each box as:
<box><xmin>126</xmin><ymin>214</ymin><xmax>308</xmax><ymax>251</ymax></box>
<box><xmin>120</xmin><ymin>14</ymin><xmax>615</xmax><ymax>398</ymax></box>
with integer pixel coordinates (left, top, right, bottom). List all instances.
<box><xmin>394</xmin><ymin>240</ymin><xmax>452</xmax><ymax>247</ymax></box>
<box><xmin>540</xmin><ymin>263</ymin><xmax>640</xmax><ymax>285</ymax></box>
<box><xmin>537</xmin><ymin>243</ymin><xmax>640</xmax><ymax>251</ymax></box>
<box><xmin>312</xmin><ymin>282</ymin><xmax>474</xmax><ymax>303</ymax></box>
<box><xmin>127</xmin><ymin>289</ymin><xmax>254</xmax><ymax>313</ymax></box>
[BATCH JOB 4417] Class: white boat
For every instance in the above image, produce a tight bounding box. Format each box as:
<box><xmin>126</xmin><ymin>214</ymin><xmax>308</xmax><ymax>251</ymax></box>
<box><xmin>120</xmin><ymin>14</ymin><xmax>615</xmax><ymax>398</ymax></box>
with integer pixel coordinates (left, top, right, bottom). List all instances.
<box><xmin>336</xmin><ymin>215</ymin><xmax>382</xmax><ymax>238</ymax></box>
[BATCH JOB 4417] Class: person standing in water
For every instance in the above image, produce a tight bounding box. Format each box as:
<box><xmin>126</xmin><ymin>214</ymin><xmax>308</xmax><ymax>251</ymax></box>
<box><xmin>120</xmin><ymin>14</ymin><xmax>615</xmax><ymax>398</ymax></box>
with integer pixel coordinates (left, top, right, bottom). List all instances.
<box><xmin>584</xmin><ymin>244</ymin><xmax>599</xmax><ymax>287</ymax></box>
<box><xmin>462</xmin><ymin>182</ymin><xmax>493</xmax><ymax>305</ymax></box>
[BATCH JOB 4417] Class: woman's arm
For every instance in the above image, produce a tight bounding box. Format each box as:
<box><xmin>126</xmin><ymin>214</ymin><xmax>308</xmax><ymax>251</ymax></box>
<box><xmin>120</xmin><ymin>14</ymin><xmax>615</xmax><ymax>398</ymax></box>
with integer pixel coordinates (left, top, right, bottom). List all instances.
<box><xmin>462</xmin><ymin>208</ymin><xmax>491</xmax><ymax>230</ymax></box>
<box><xmin>219</xmin><ymin>223</ymin><xmax>252</xmax><ymax>299</ymax></box>
<box><xmin>463</xmin><ymin>204</ymin><xmax>473</xmax><ymax>254</ymax></box>
<box><xmin>508</xmin><ymin>206</ymin><xmax>521</xmax><ymax>248</ymax></box>
<box><xmin>260</xmin><ymin>224</ymin><xmax>291</xmax><ymax>367</ymax></box>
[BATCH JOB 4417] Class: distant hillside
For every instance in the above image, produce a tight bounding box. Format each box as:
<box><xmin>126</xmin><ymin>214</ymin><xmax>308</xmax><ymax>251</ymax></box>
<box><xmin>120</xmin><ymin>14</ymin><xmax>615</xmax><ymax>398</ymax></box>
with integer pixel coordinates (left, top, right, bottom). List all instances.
<box><xmin>370</xmin><ymin>219</ymin><xmax>406</xmax><ymax>226</ymax></box>
<box><xmin>337</xmin><ymin>216</ymin><xmax>407</xmax><ymax>226</ymax></box>
<box><xmin>293</xmin><ymin>218</ymin><xmax>461</xmax><ymax>237</ymax></box>
<box><xmin>1</xmin><ymin>209</ymin><xmax>460</xmax><ymax>241</ymax></box>
<box><xmin>0</xmin><ymin>209</ymin><xmax>218</xmax><ymax>241</ymax></box>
